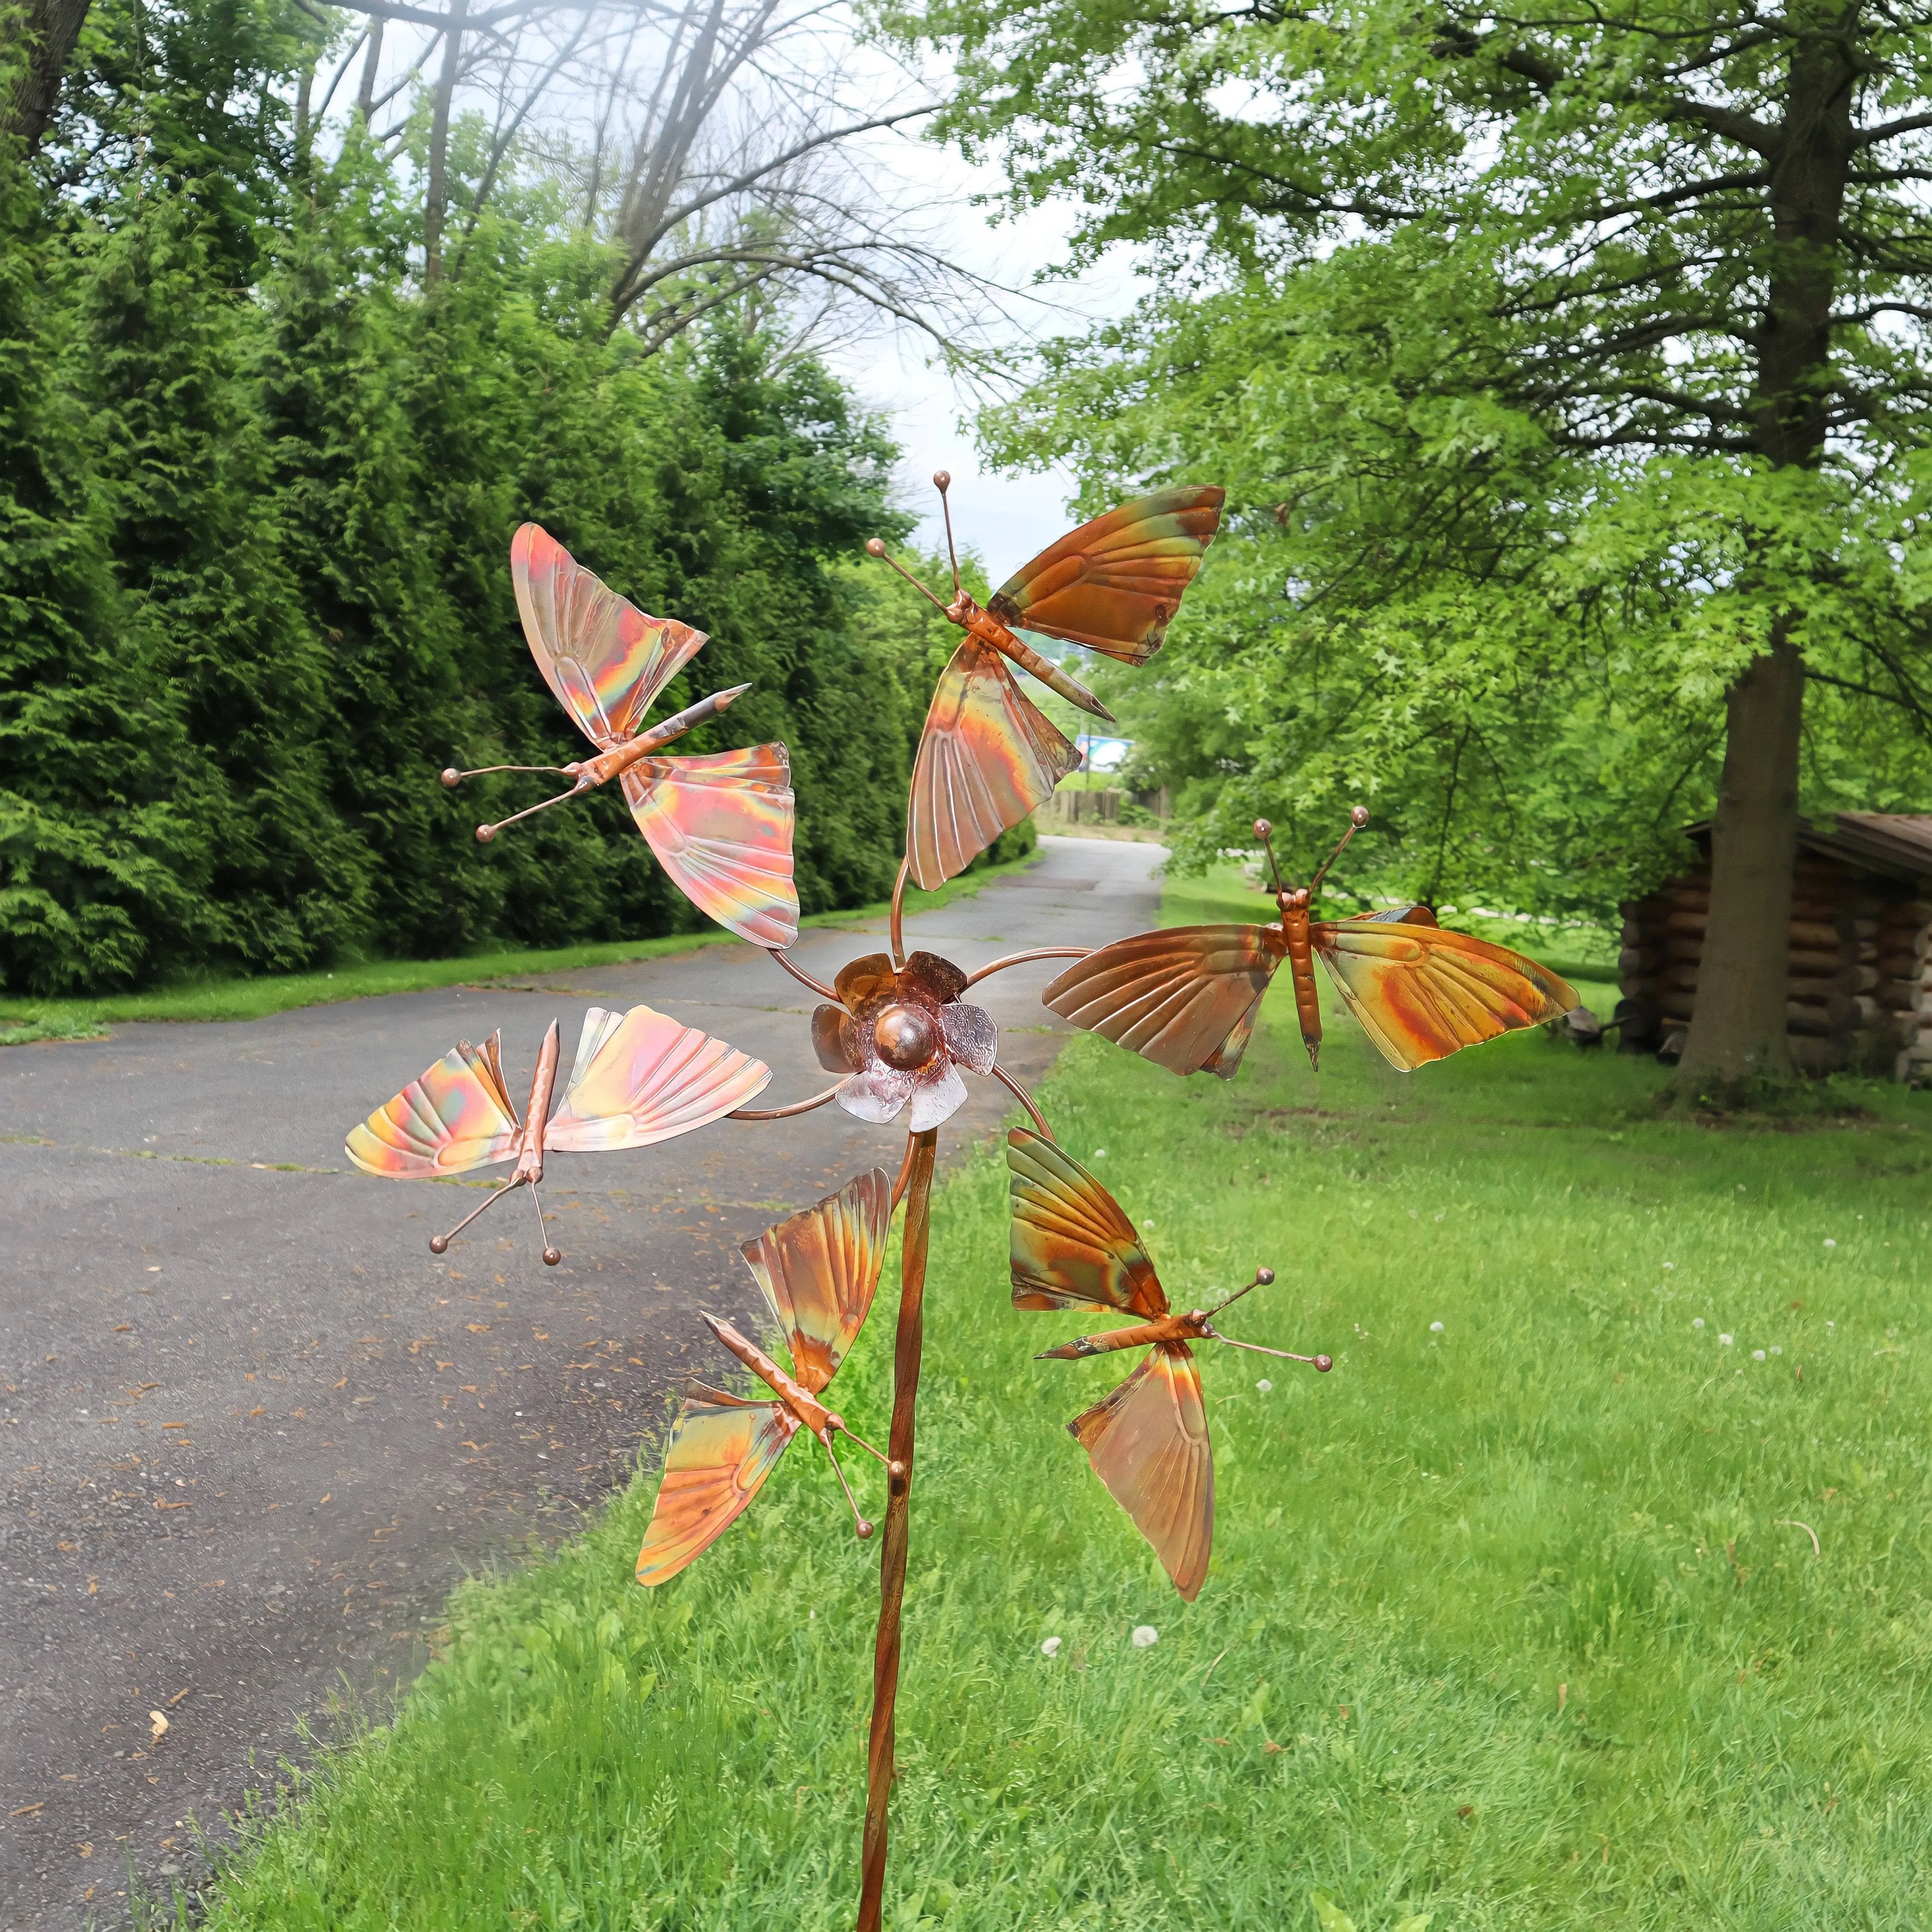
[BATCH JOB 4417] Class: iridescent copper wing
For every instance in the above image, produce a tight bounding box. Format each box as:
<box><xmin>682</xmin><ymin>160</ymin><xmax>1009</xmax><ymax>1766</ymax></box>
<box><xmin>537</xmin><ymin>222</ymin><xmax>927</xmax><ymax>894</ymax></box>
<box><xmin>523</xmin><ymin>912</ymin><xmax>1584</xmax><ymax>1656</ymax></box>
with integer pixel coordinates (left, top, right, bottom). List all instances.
<box><xmin>633</xmin><ymin>1397</ymin><xmax>798</xmax><ymax>1586</ymax></box>
<box><xmin>1312</xmin><ymin>922</ymin><xmax>1578</xmax><ymax>1071</ymax></box>
<box><xmin>1042</xmin><ymin>924</ymin><xmax>1288</xmax><ymax>1080</ymax></box>
<box><xmin>906</xmin><ymin>638</ymin><xmax>1082</xmax><ymax>890</ymax></box>
<box><xmin>620</xmin><ymin>744</ymin><xmax>799</xmax><ymax>948</ymax></box>
<box><xmin>511</xmin><ymin>524</ymin><xmax>707</xmax><ymax>747</ymax></box>
<box><xmin>739</xmin><ymin>1169</ymin><xmax>892</xmax><ymax>1395</ymax></box>
<box><xmin>544</xmin><ymin>1004</ymin><xmax>771</xmax><ymax>1151</ymax></box>
<box><xmin>345</xmin><ymin>1033</ymin><xmax>522</xmax><ymax>1176</ymax></box>
<box><xmin>1007</xmin><ymin>1129</ymin><xmax>1166</xmax><ymax>1316</ymax></box>
<box><xmin>1070</xmin><ymin>1342</ymin><xmax>1214</xmax><ymax>1601</ymax></box>
<box><xmin>985</xmin><ymin>487</ymin><xmax>1226</xmax><ymax>666</ymax></box>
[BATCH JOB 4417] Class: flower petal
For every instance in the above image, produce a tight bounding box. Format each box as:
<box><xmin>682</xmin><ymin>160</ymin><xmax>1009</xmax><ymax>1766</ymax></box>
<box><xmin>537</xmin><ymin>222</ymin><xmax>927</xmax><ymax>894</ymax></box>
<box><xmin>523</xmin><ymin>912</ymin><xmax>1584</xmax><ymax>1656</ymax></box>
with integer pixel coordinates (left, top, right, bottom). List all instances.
<box><xmin>812</xmin><ymin>1004</ymin><xmax>859</xmax><ymax>1073</ymax></box>
<box><xmin>939</xmin><ymin>1000</ymin><xmax>997</xmax><ymax>1075</ymax></box>
<box><xmin>834</xmin><ymin>952</ymin><xmax>897</xmax><ymax>1013</ymax></box>
<box><xmin>835</xmin><ymin>1064</ymin><xmax>915</xmax><ymax>1124</ymax></box>
<box><xmin>901</xmin><ymin>951</ymin><xmax>968</xmax><ymax>1005</ymax></box>
<box><xmin>907</xmin><ymin>1058</ymin><xmax>967</xmax><ymax>1133</ymax></box>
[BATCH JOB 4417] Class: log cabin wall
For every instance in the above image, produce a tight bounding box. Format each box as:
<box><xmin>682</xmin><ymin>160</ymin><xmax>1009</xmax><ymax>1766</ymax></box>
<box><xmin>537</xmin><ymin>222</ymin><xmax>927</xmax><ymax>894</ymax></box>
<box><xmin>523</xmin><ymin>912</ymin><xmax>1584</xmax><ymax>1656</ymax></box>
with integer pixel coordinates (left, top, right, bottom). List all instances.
<box><xmin>1616</xmin><ymin>816</ymin><xmax>1932</xmax><ymax>1079</ymax></box>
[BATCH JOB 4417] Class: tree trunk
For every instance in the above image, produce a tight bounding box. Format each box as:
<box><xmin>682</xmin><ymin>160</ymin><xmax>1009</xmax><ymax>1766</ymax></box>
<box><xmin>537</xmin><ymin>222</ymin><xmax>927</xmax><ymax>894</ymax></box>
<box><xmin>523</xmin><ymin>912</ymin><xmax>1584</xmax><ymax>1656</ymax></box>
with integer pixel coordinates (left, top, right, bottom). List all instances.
<box><xmin>355</xmin><ymin>16</ymin><xmax>385</xmax><ymax>121</ymax></box>
<box><xmin>422</xmin><ymin>3</ymin><xmax>467</xmax><ymax>287</ymax></box>
<box><xmin>5</xmin><ymin>0</ymin><xmax>92</xmax><ymax>151</ymax></box>
<box><xmin>1672</xmin><ymin>17</ymin><xmax>1851</xmax><ymax>1099</ymax></box>
<box><xmin>1673</xmin><ymin>633</ymin><xmax>1805</xmax><ymax>1090</ymax></box>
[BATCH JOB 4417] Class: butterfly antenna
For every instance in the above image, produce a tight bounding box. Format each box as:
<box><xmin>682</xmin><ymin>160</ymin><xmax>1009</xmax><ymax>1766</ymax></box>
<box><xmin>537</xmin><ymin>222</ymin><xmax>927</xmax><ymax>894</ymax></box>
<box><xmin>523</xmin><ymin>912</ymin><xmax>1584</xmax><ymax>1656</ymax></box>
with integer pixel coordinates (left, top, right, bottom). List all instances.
<box><xmin>832</xmin><ymin>1419</ymin><xmax>905</xmax><ymax>1479</ymax></box>
<box><xmin>1211</xmin><ymin>1334</ymin><xmax>1333</xmax><ymax>1371</ymax></box>
<box><xmin>1205</xmin><ymin>1266</ymin><xmax>1275</xmax><ymax>1319</ymax></box>
<box><xmin>474</xmin><ymin>784</ymin><xmax>583</xmax><ymax>845</ymax></box>
<box><xmin>428</xmin><ymin>1176</ymin><xmax>520</xmax><ymax>1255</ymax></box>
<box><xmin>865</xmin><ymin>538</ymin><xmax>950</xmax><ymax>616</ymax></box>
<box><xmin>441</xmin><ymin>762</ymin><xmax>568</xmax><ymax>788</ymax></box>
<box><xmin>1252</xmin><ymin>819</ymin><xmax>1286</xmax><ymax>895</ymax></box>
<box><xmin>526</xmin><ymin>1179</ymin><xmax>562</xmax><ymax>1267</ymax></box>
<box><xmin>820</xmin><ymin>1435</ymin><xmax>874</xmax><ymax>1540</ymax></box>
<box><xmin>933</xmin><ymin>468</ymin><xmax>961</xmax><ymax>597</ymax></box>
<box><xmin>1308</xmin><ymin>805</ymin><xmax>1371</xmax><ymax>895</ymax></box>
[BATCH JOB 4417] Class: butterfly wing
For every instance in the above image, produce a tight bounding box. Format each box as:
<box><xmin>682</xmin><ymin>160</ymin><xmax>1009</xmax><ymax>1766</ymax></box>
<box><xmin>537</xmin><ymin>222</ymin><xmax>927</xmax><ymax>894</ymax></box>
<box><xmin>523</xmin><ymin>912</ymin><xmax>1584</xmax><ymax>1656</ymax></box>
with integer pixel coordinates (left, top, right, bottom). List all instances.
<box><xmin>985</xmin><ymin>487</ymin><xmax>1225</xmax><ymax>666</ymax></box>
<box><xmin>739</xmin><ymin>1169</ymin><xmax>893</xmax><ymax>1395</ymax></box>
<box><xmin>1008</xmin><ymin>1128</ymin><xmax>1166</xmax><ymax>1316</ymax></box>
<box><xmin>1069</xmin><ymin>1342</ymin><xmax>1214</xmax><ymax>1601</ymax></box>
<box><xmin>1313</xmin><ymin>921</ymin><xmax>1579</xmax><ymax>1071</ymax></box>
<box><xmin>621</xmin><ymin>745</ymin><xmax>799</xmax><ymax>949</ymax></box>
<box><xmin>1042</xmin><ymin>924</ymin><xmax>1287</xmax><ymax>1080</ymax></box>
<box><xmin>511</xmin><ymin>524</ymin><xmax>707</xmax><ymax>747</ymax></box>
<box><xmin>633</xmin><ymin>1399</ymin><xmax>798</xmax><ymax>1586</ymax></box>
<box><xmin>345</xmin><ymin>1037</ymin><xmax>522</xmax><ymax>1176</ymax></box>
<box><xmin>906</xmin><ymin>639</ymin><xmax>1082</xmax><ymax>890</ymax></box>
<box><xmin>544</xmin><ymin>1003</ymin><xmax>771</xmax><ymax>1151</ymax></box>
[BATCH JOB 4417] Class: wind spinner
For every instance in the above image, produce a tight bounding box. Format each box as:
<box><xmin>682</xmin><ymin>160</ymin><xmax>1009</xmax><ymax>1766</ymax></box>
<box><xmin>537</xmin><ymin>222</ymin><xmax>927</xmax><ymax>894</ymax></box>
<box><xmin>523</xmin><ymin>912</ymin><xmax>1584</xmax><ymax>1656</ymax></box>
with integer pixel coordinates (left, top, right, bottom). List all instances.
<box><xmin>635</xmin><ymin>1170</ymin><xmax>899</xmax><ymax>1582</ymax></box>
<box><xmin>1043</xmin><ymin>808</ymin><xmax>1579</xmax><ymax>1076</ymax></box>
<box><xmin>1008</xmin><ymin>1130</ymin><xmax>1329</xmax><ymax>1599</ymax></box>
<box><xmin>441</xmin><ymin>524</ymin><xmax>800</xmax><ymax>949</ymax></box>
<box><xmin>867</xmin><ymin>474</ymin><xmax>1224</xmax><ymax>889</ymax></box>
<box><xmin>344</xmin><ymin>1004</ymin><xmax>770</xmax><ymax>1263</ymax></box>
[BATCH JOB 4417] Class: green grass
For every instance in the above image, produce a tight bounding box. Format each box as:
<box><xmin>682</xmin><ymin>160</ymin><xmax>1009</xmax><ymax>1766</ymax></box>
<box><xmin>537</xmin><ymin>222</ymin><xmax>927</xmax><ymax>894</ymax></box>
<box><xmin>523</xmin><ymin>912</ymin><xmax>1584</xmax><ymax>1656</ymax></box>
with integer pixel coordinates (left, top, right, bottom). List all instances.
<box><xmin>0</xmin><ymin>853</ymin><xmax>1039</xmax><ymax>1037</ymax></box>
<box><xmin>181</xmin><ymin>869</ymin><xmax>1932</xmax><ymax>1931</ymax></box>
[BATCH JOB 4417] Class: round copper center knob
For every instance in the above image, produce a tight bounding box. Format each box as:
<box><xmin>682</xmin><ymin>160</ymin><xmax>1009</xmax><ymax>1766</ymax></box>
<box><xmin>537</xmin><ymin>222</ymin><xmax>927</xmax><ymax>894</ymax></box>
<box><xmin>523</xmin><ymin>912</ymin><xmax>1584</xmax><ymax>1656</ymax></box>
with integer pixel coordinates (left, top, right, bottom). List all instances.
<box><xmin>873</xmin><ymin>1004</ymin><xmax>939</xmax><ymax>1070</ymax></box>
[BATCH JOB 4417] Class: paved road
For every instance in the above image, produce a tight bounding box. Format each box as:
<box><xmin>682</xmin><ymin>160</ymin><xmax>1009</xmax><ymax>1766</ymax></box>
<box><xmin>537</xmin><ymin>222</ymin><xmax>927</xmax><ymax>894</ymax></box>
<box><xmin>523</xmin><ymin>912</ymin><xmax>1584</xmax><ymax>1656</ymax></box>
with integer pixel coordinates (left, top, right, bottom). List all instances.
<box><xmin>0</xmin><ymin>837</ymin><xmax>1163</xmax><ymax>1930</ymax></box>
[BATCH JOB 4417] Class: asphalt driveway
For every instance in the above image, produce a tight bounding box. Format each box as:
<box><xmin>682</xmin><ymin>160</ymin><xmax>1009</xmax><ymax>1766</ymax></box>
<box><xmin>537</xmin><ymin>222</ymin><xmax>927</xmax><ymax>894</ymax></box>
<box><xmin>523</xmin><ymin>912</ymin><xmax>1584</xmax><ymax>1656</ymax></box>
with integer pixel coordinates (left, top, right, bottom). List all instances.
<box><xmin>0</xmin><ymin>836</ymin><xmax>1164</xmax><ymax>1929</ymax></box>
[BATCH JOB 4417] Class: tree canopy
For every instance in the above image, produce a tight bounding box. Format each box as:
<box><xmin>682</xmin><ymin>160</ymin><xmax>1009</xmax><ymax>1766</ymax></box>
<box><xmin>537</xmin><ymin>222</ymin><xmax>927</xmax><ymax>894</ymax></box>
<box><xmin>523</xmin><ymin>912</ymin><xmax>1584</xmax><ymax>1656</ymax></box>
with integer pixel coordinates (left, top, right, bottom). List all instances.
<box><xmin>894</xmin><ymin>0</ymin><xmax>1932</xmax><ymax>1084</ymax></box>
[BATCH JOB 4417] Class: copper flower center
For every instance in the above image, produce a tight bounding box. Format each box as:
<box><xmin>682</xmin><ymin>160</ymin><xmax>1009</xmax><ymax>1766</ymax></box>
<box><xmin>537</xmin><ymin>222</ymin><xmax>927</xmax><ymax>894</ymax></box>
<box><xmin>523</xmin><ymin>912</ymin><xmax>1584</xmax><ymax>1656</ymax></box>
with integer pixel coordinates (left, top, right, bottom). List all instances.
<box><xmin>873</xmin><ymin>1004</ymin><xmax>939</xmax><ymax>1070</ymax></box>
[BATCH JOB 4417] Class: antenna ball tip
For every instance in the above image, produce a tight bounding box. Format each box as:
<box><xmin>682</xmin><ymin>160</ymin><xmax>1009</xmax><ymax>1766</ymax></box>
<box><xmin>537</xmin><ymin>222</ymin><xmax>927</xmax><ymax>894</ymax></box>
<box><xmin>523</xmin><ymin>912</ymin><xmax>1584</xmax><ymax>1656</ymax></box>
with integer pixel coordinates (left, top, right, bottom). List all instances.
<box><xmin>475</xmin><ymin>824</ymin><xmax>495</xmax><ymax>844</ymax></box>
<box><xmin>428</xmin><ymin>1234</ymin><xmax>449</xmax><ymax>1255</ymax></box>
<box><xmin>888</xmin><ymin>1459</ymin><xmax>907</xmax><ymax>1479</ymax></box>
<box><xmin>933</xmin><ymin>469</ymin><xmax>951</xmax><ymax>491</ymax></box>
<box><xmin>1256</xmin><ymin>1266</ymin><xmax>1275</xmax><ymax>1285</ymax></box>
<box><xmin>440</xmin><ymin>767</ymin><xmax>462</xmax><ymax>788</ymax></box>
<box><xmin>543</xmin><ymin>1247</ymin><xmax>563</xmax><ymax>1267</ymax></box>
<box><xmin>1313</xmin><ymin>1354</ymin><xmax>1333</xmax><ymax>1373</ymax></box>
<box><xmin>856</xmin><ymin>1519</ymin><xmax>874</xmax><ymax>1540</ymax></box>
<box><xmin>1350</xmin><ymin>805</ymin><xmax>1369</xmax><ymax>827</ymax></box>
<box><xmin>1253</xmin><ymin>818</ymin><xmax>1272</xmax><ymax>838</ymax></box>
<box><xmin>865</xmin><ymin>537</ymin><xmax>886</xmax><ymax>558</ymax></box>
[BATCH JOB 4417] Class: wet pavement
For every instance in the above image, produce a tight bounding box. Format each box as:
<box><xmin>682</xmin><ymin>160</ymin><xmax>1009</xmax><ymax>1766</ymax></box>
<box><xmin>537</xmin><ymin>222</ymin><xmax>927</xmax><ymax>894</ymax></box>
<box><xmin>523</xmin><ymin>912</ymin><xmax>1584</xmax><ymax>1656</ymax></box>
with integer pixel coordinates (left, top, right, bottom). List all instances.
<box><xmin>0</xmin><ymin>836</ymin><xmax>1163</xmax><ymax>1928</ymax></box>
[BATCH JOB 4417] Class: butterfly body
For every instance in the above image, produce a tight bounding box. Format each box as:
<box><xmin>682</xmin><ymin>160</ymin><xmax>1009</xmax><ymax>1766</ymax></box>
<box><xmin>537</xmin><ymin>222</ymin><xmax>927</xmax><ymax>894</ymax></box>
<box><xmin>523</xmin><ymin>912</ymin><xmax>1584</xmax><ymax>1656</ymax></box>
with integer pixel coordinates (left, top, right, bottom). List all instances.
<box><xmin>702</xmin><ymin>1311</ymin><xmax>840</xmax><ymax>1441</ymax></box>
<box><xmin>1008</xmin><ymin>1130</ymin><xmax>1328</xmax><ymax>1600</ymax></box>
<box><xmin>873</xmin><ymin>479</ymin><xmax>1226</xmax><ymax>890</ymax></box>
<box><xmin>444</xmin><ymin>525</ymin><xmax>799</xmax><ymax>949</ymax></box>
<box><xmin>507</xmin><ymin>1020</ymin><xmax>561</xmax><ymax>1186</ymax></box>
<box><xmin>1044</xmin><ymin>812</ymin><xmax>1578</xmax><ymax>1079</ymax></box>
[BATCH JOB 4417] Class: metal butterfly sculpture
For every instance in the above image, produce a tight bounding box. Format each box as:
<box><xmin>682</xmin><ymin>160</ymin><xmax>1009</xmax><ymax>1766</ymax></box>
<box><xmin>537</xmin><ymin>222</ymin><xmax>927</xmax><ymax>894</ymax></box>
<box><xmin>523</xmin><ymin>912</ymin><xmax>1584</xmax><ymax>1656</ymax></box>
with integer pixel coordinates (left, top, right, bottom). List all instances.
<box><xmin>868</xmin><ymin>475</ymin><xmax>1225</xmax><ymax>890</ymax></box>
<box><xmin>441</xmin><ymin>524</ymin><xmax>800</xmax><ymax>949</ymax></box>
<box><xmin>1008</xmin><ymin>1131</ymin><xmax>1329</xmax><ymax>1600</ymax></box>
<box><xmin>635</xmin><ymin>1170</ymin><xmax>900</xmax><ymax>1583</ymax></box>
<box><xmin>345</xmin><ymin>1005</ymin><xmax>771</xmax><ymax>1263</ymax></box>
<box><xmin>1044</xmin><ymin>809</ymin><xmax>1579</xmax><ymax>1078</ymax></box>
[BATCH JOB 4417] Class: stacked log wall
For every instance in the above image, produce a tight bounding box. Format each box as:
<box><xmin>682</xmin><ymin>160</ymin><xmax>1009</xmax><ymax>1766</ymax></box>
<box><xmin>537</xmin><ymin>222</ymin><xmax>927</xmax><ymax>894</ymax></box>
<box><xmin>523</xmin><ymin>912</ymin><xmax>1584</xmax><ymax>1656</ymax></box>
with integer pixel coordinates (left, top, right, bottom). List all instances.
<box><xmin>1617</xmin><ymin>858</ymin><xmax>1932</xmax><ymax>1078</ymax></box>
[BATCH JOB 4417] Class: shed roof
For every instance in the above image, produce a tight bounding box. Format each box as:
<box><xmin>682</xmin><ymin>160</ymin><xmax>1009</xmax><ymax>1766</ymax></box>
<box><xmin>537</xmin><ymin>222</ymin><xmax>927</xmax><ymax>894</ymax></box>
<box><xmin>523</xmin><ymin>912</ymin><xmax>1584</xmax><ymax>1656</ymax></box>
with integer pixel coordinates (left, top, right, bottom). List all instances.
<box><xmin>1684</xmin><ymin>812</ymin><xmax>1932</xmax><ymax>881</ymax></box>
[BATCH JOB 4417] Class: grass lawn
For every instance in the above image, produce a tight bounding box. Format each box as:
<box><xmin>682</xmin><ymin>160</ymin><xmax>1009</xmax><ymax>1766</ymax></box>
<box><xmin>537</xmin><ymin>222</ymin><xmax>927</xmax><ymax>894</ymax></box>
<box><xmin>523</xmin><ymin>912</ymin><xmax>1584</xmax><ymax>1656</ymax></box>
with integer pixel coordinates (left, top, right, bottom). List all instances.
<box><xmin>0</xmin><ymin>852</ymin><xmax>1039</xmax><ymax>1043</ymax></box>
<box><xmin>185</xmin><ymin>871</ymin><xmax>1932</xmax><ymax>1930</ymax></box>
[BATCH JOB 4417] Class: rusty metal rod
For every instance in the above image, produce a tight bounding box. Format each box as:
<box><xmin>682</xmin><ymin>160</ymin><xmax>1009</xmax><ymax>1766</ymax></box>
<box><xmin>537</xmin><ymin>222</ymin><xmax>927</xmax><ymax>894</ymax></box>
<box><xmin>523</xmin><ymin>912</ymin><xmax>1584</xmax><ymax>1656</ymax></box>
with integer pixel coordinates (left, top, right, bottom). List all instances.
<box><xmin>889</xmin><ymin>1130</ymin><xmax>920</xmax><ymax>1211</ymax></box>
<box><xmin>990</xmin><ymin>1060</ymin><xmax>1054</xmax><ymax>1141</ymax></box>
<box><xmin>889</xmin><ymin>857</ymin><xmax>911</xmax><ymax>969</ymax></box>
<box><xmin>769</xmin><ymin>948</ymin><xmax>838</xmax><ymax>1000</ymax></box>
<box><xmin>962</xmin><ymin>946</ymin><xmax>1090</xmax><ymax>988</ymax></box>
<box><xmin>856</xmin><ymin>1127</ymin><xmax>937</xmax><ymax>1932</ymax></box>
<box><xmin>727</xmin><ymin>1082</ymin><xmax>843</xmax><ymax>1121</ymax></box>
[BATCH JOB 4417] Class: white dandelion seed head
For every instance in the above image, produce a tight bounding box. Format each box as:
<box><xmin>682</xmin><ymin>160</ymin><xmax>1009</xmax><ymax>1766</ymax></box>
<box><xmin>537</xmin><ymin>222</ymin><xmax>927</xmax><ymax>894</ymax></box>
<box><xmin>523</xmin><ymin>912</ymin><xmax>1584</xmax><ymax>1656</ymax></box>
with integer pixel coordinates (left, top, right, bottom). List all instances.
<box><xmin>1824</xmin><ymin>1238</ymin><xmax>1837</xmax><ymax>1249</ymax></box>
<box><xmin>1692</xmin><ymin>1318</ymin><xmax>1705</xmax><ymax>1329</ymax></box>
<box><xmin>1092</xmin><ymin>1148</ymin><xmax>1108</xmax><ymax>1159</ymax></box>
<box><xmin>1041</xmin><ymin>1636</ymin><xmax>1062</xmax><ymax>1659</ymax></box>
<box><xmin>1256</xmin><ymin>1378</ymin><xmax>1274</xmax><ymax>1394</ymax></box>
<box><xmin>1769</xmin><ymin>1345</ymin><xmax>1782</xmax><ymax>1356</ymax></box>
<box><xmin>1827</xmin><ymin>1320</ymin><xmax>1836</xmax><ymax>1331</ymax></box>
<box><xmin>1430</xmin><ymin>1321</ymin><xmax>1444</xmax><ymax>1333</ymax></box>
<box><xmin>1752</xmin><ymin>1349</ymin><xmax>1766</xmax><ymax>1361</ymax></box>
<box><xmin>1662</xmin><ymin>1261</ymin><xmax>1675</xmax><ymax>1270</ymax></box>
<box><xmin>1131</xmin><ymin>1624</ymin><xmax>1159</xmax><ymax>1649</ymax></box>
<box><xmin>1719</xmin><ymin>1333</ymin><xmax>1734</xmax><ymax>1346</ymax></box>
